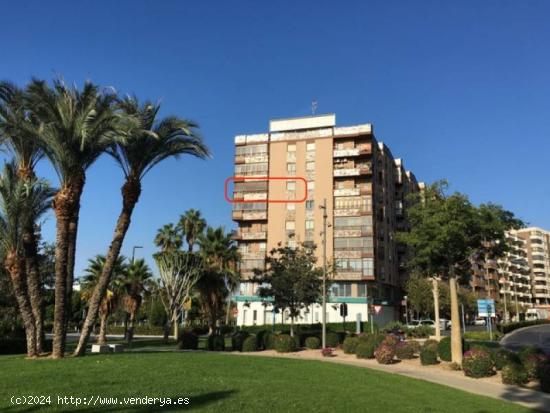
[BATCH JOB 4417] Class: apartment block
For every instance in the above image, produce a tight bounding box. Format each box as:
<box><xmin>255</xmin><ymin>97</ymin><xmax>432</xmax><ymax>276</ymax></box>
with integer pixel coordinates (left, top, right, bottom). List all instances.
<box><xmin>231</xmin><ymin>114</ymin><xmax>421</xmax><ymax>326</ymax></box>
<box><xmin>515</xmin><ymin>227</ymin><xmax>550</xmax><ymax>306</ymax></box>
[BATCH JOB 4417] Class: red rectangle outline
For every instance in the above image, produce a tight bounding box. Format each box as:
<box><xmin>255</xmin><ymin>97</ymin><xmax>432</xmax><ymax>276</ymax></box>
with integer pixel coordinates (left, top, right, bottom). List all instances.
<box><xmin>225</xmin><ymin>176</ymin><xmax>308</xmax><ymax>203</ymax></box>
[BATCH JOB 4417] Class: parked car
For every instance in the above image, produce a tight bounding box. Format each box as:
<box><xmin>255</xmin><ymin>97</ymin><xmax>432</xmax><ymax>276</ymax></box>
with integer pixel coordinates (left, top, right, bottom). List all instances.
<box><xmin>407</xmin><ymin>319</ymin><xmax>420</xmax><ymax>329</ymax></box>
<box><xmin>439</xmin><ymin>318</ymin><xmax>450</xmax><ymax>330</ymax></box>
<box><xmin>408</xmin><ymin>319</ymin><xmax>436</xmax><ymax>329</ymax></box>
<box><xmin>473</xmin><ymin>317</ymin><xmax>486</xmax><ymax>326</ymax></box>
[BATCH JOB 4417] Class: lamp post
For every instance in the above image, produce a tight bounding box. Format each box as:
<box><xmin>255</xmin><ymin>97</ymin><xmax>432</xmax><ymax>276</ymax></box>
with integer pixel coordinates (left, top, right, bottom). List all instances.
<box><xmin>131</xmin><ymin>245</ymin><xmax>143</xmax><ymax>264</ymax></box>
<box><xmin>319</xmin><ymin>198</ymin><xmax>328</xmax><ymax>349</ymax></box>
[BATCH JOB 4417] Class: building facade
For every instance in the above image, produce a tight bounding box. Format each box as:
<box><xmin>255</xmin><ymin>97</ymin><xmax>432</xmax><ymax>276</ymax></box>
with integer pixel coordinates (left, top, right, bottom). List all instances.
<box><xmin>231</xmin><ymin>114</ymin><xmax>421</xmax><ymax>326</ymax></box>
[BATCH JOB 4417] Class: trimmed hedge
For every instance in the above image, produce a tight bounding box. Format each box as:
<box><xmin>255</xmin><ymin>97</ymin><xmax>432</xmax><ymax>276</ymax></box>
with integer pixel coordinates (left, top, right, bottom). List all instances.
<box><xmin>305</xmin><ymin>336</ymin><xmax>321</xmax><ymax>349</ymax></box>
<box><xmin>395</xmin><ymin>341</ymin><xmax>416</xmax><ymax>360</ymax></box>
<box><xmin>237</xmin><ymin>322</ymin><xmax>378</xmax><ymax>335</ymax></box>
<box><xmin>463</xmin><ymin>331</ymin><xmax>502</xmax><ymax>341</ymax></box>
<box><xmin>177</xmin><ymin>331</ymin><xmax>198</xmax><ymax>350</ymax></box>
<box><xmin>462</xmin><ymin>349</ymin><xmax>495</xmax><ymax>378</ymax></box>
<box><xmin>242</xmin><ymin>335</ymin><xmax>258</xmax><ymax>352</ymax></box>
<box><xmin>274</xmin><ymin>334</ymin><xmax>296</xmax><ymax>353</ymax></box>
<box><xmin>356</xmin><ymin>341</ymin><xmax>376</xmax><ymax>359</ymax></box>
<box><xmin>501</xmin><ymin>363</ymin><xmax>529</xmax><ymax>385</ymax></box>
<box><xmin>408</xmin><ymin>325</ymin><xmax>434</xmax><ymax>338</ymax></box>
<box><xmin>263</xmin><ymin>331</ymin><xmax>275</xmax><ymax>350</ymax></box>
<box><xmin>420</xmin><ymin>343</ymin><xmax>438</xmax><ymax>365</ymax></box>
<box><xmin>231</xmin><ymin>331</ymin><xmax>249</xmax><ymax>352</ymax></box>
<box><xmin>497</xmin><ymin>319</ymin><xmax>550</xmax><ymax>335</ymax></box>
<box><xmin>326</xmin><ymin>332</ymin><xmax>340</xmax><ymax>348</ymax></box>
<box><xmin>342</xmin><ymin>337</ymin><xmax>359</xmax><ymax>354</ymax></box>
<box><xmin>106</xmin><ymin>325</ymin><xmax>165</xmax><ymax>335</ymax></box>
<box><xmin>492</xmin><ymin>348</ymin><xmax>520</xmax><ymax>371</ymax></box>
<box><xmin>207</xmin><ymin>334</ymin><xmax>225</xmax><ymax>351</ymax></box>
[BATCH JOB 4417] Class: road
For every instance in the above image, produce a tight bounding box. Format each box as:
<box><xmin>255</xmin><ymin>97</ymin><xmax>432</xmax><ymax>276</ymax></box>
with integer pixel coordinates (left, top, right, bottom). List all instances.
<box><xmin>501</xmin><ymin>324</ymin><xmax>550</xmax><ymax>354</ymax></box>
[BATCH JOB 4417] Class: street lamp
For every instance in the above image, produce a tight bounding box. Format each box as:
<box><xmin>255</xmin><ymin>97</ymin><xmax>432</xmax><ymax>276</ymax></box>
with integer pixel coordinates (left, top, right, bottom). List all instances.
<box><xmin>319</xmin><ymin>198</ymin><xmax>328</xmax><ymax>349</ymax></box>
<box><xmin>132</xmin><ymin>245</ymin><xmax>143</xmax><ymax>264</ymax></box>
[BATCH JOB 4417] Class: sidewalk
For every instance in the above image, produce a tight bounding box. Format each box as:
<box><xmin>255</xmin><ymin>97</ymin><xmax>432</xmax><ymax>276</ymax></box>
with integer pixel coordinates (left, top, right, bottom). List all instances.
<box><xmin>230</xmin><ymin>349</ymin><xmax>550</xmax><ymax>412</ymax></box>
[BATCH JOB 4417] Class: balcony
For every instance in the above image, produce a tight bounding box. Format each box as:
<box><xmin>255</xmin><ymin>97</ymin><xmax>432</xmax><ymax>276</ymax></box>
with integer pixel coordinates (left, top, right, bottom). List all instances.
<box><xmin>232</xmin><ymin>211</ymin><xmax>267</xmax><ymax>221</ymax></box>
<box><xmin>334</xmin><ymin>168</ymin><xmax>360</xmax><ymax>177</ymax></box>
<box><xmin>334</xmin><ymin>188</ymin><xmax>360</xmax><ymax>197</ymax></box>
<box><xmin>240</xmin><ymin>251</ymin><xmax>266</xmax><ymax>260</ymax></box>
<box><xmin>234</xmin><ymin>231</ymin><xmax>267</xmax><ymax>241</ymax></box>
<box><xmin>333</xmin><ymin>148</ymin><xmax>360</xmax><ymax>158</ymax></box>
<box><xmin>334</xmin><ymin>208</ymin><xmax>371</xmax><ymax>217</ymax></box>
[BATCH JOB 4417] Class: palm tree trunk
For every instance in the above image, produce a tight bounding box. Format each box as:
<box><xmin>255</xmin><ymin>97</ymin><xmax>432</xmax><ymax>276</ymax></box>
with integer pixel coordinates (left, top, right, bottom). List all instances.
<box><xmin>127</xmin><ymin>310</ymin><xmax>136</xmax><ymax>346</ymax></box>
<box><xmin>65</xmin><ymin>213</ymin><xmax>79</xmax><ymax>332</ymax></box>
<box><xmin>52</xmin><ymin>177</ymin><xmax>84</xmax><ymax>359</ymax></box>
<box><xmin>449</xmin><ymin>266</ymin><xmax>463</xmax><ymax>364</ymax></box>
<box><xmin>22</xmin><ymin>228</ymin><xmax>45</xmax><ymax>354</ymax></box>
<box><xmin>432</xmin><ymin>277</ymin><xmax>441</xmax><ymax>341</ymax></box>
<box><xmin>97</xmin><ymin>312</ymin><xmax>107</xmax><ymax>344</ymax></box>
<box><xmin>74</xmin><ymin>178</ymin><xmax>141</xmax><ymax>356</ymax></box>
<box><xmin>5</xmin><ymin>251</ymin><xmax>37</xmax><ymax>357</ymax></box>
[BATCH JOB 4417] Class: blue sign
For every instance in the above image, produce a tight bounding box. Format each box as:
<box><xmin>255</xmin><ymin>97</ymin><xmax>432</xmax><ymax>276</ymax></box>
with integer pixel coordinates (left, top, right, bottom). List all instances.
<box><xmin>477</xmin><ymin>299</ymin><xmax>496</xmax><ymax>317</ymax></box>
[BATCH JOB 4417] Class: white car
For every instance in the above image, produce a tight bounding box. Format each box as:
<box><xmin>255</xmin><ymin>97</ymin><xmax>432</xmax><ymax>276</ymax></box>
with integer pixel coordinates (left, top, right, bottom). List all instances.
<box><xmin>473</xmin><ymin>317</ymin><xmax>486</xmax><ymax>326</ymax></box>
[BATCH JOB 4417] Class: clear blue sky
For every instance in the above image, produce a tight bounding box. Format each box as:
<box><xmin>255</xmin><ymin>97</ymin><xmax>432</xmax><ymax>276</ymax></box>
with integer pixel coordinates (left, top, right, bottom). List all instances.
<box><xmin>2</xmin><ymin>0</ymin><xmax>549</xmax><ymax>277</ymax></box>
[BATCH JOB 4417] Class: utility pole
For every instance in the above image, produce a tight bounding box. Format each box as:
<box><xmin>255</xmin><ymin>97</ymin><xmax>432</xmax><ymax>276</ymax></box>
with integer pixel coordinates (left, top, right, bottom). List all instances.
<box><xmin>132</xmin><ymin>245</ymin><xmax>143</xmax><ymax>264</ymax></box>
<box><xmin>320</xmin><ymin>198</ymin><xmax>328</xmax><ymax>348</ymax></box>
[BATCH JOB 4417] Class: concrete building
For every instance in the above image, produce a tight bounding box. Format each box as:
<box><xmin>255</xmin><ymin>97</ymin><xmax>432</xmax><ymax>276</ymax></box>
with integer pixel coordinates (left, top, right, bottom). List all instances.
<box><xmin>231</xmin><ymin>114</ymin><xmax>421</xmax><ymax>326</ymax></box>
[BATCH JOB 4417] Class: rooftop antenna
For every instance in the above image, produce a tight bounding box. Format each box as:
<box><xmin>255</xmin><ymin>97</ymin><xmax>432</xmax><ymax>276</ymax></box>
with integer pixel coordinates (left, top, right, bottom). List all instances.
<box><xmin>311</xmin><ymin>100</ymin><xmax>318</xmax><ymax>115</ymax></box>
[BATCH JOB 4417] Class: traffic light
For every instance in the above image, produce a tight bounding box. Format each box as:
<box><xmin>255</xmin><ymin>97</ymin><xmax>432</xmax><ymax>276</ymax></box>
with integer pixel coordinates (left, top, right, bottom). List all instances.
<box><xmin>339</xmin><ymin>303</ymin><xmax>348</xmax><ymax>318</ymax></box>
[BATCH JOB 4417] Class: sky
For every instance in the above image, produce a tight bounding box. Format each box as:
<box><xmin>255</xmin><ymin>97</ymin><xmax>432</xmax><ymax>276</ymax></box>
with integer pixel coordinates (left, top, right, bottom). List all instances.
<box><xmin>1</xmin><ymin>0</ymin><xmax>549</xmax><ymax>278</ymax></box>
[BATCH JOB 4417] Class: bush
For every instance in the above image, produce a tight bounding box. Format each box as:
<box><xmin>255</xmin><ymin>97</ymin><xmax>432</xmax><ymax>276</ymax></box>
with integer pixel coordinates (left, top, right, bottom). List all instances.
<box><xmin>263</xmin><ymin>331</ymin><xmax>275</xmax><ymax>350</ymax></box>
<box><xmin>326</xmin><ymin>332</ymin><xmax>340</xmax><ymax>348</ymax></box>
<box><xmin>538</xmin><ymin>360</ymin><xmax>550</xmax><ymax>393</ymax></box>
<box><xmin>321</xmin><ymin>347</ymin><xmax>333</xmax><ymax>357</ymax></box>
<box><xmin>395</xmin><ymin>341</ymin><xmax>416</xmax><ymax>360</ymax></box>
<box><xmin>356</xmin><ymin>341</ymin><xmax>376</xmax><ymax>359</ymax></box>
<box><xmin>408</xmin><ymin>325</ymin><xmax>434</xmax><ymax>338</ymax></box>
<box><xmin>492</xmin><ymin>348</ymin><xmax>519</xmax><ymax>371</ymax></box>
<box><xmin>407</xmin><ymin>340</ymin><xmax>421</xmax><ymax>354</ymax></box>
<box><xmin>242</xmin><ymin>335</ymin><xmax>258</xmax><ymax>352</ymax></box>
<box><xmin>381</xmin><ymin>335</ymin><xmax>399</xmax><ymax>350</ymax></box>
<box><xmin>274</xmin><ymin>334</ymin><xmax>296</xmax><ymax>353</ymax></box>
<box><xmin>231</xmin><ymin>331</ymin><xmax>249</xmax><ymax>352</ymax></box>
<box><xmin>462</xmin><ymin>349</ymin><xmax>495</xmax><ymax>378</ymax></box>
<box><xmin>375</xmin><ymin>343</ymin><xmax>395</xmax><ymax>364</ymax></box>
<box><xmin>437</xmin><ymin>337</ymin><xmax>469</xmax><ymax>362</ymax></box>
<box><xmin>177</xmin><ymin>331</ymin><xmax>198</xmax><ymax>350</ymax></box>
<box><xmin>255</xmin><ymin>330</ymin><xmax>269</xmax><ymax>350</ymax></box>
<box><xmin>497</xmin><ymin>319</ymin><xmax>550</xmax><ymax>335</ymax></box>
<box><xmin>207</xmin><ymin>334</ymin><xmax>225</xmax><ymax>351</ymax></box>
<box><xmin>305</xmin><ymin>336</ymin><xmax>321</xmax><ymax>349</ymax></box>
<box><xmin>343</xmin><ymin>337</ymin><xmax>359</xmax><ymax>354</ymax></box>
<box><xmin>524</xmin><ymin>354</ymin><xmax>547</xmax><ymax>379</ymax></box>
<box><xmin>519</xmin><ymin>346</ymin><xmax>544</xmax><ymax>363</ymax></box>
<box><xmin>106</xmin><ymin>325</ymin><xmax>165</xmax><ymax>336</ymax></box>
<box><xmin>501</xmin><ymin>363</ymin><xmax>529</xmax><ymax>385</ymax></box>
<box><xmin>382</xmin><ymin>321</ymin><xmax>407</xmax><ymax>333</ymax></box>
<box><xmin>420</xmin><ymin>343</ymin><xmax>438</xmax><ymax>365</ymax></box>
<box><xmin>463</xmin><ymin>331</ymin><xmax>502</xmax><ymax>341</ymax></box>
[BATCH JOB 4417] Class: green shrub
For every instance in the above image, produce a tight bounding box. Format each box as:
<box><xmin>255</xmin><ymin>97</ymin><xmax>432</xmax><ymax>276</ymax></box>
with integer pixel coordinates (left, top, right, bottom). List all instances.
<box><xmin>326</xmin><ymin>332</ymin><xmax>340</xmax><ymax>348</ymax></box>
<box><xmin>305</xmin><ymin>336</ymin><xmax>321</xmax><ymax>349</ymax></box>
<box><xmin>501</xmin><ymin>363</ymin><xmax>529</xmax><ymax>385</ymax></box>
<box><xmin>462</xmin><ymin>349</ymin><xmax>495</xmax><ymax>378</ymax></box>
<box><xmin>263</xmin><ymin>331</ymin><xmax>275</xmax><ymax>350</ymax></box>
<box><xmin>343</xmin><ymin>337</ymin><xmax>359</xmax><ymax>354</ymax></box>
<box><xmin>274</xmin><ymin>334</ymin><xmax>296</xmax><ymax>353</ymax></box>
<box><xmin>382</xmin><ymin>321</ymin><xmax>407</xmax><ymax>333</ymax></box>
<box><xmin>420</xmin><ymin>343</ymin><xmax>438</xmax><ymax>365</ymax></box>
<box><xmin>375</xmin><ymin>344</ymin><xmax>395</xmax><ymax>364</ymax></box>
<box><xmin>242</xmin><ymin>335</ymin><xmax>258</xmax><ymax>352</ymax></box>
<box><xmin>408</xmin><ymin>325</ymin><xmax>434</xmax><ymax>338</ymax></box>
<box><xmin>492</xmin><ymin>348</ymin><xmax>519</xmax><ymax>371</ymax></box>
<box><xmin>255</xmin><ymin>330</ymin><xmax>269</xmax><ymax>350</ymax></box>
<box><xmin>177</xmin><ymin>331</ymin><xmax>198</xmax><ymax>350</ymax></box>
<box><xmin>537</xmin><ymin>360</ymin><xmax>550</xmax><ymax>393</ymax></box>
<box><xmin>519</xmin><ymin>346</ymin><xmax>544</xmax><ymax>363</ymax></box>
<box><xmin>207</xmin><ymin>334</ymin><xmax>225</xmax><ymax>351</ymax></box>
<box><xmin>463</xmin><ymin>331</ymin><xmax>502</xmax><ymax>341</ymax></box>
<box><xmin>106</xmin><ymin>325</ymin><xmax>165</xmax><ymax>335</ymax></box>
<box><xmin>231</xmin><ymin>331</ymin><xmax>249</xmax><ymax>352</ymax></box>
<box><xmin>497</xmin><ymin>319</ymin><xmax>550</xmax><ymax>335</ymax></box>
<box><xmin>395</xmin><ymin>341</ymin><xmax>416</xmax><ymax>360</ymax></box>
<box><xmin>407</xmin><ymin>340</ymin><xmax>421</xmax><ymax>354</ymax></box>
<box><xmin>355</xmin><ymin>341</ymin><xmax>376</xmax><ymax>359</ymax></box>
<box><xmin>358</xmin><ymin>333</ymin><xmax>385</xmax><ymax>347</ymax></box>
<box><xmin>524</xmin><ymin>354</ymin><xmax>547</xmax><ymax>379</ymax></box>
<box><xmin>437</xmin><ymin>337</ymin><xmax>452</xmax><ymax>362</ymax></box>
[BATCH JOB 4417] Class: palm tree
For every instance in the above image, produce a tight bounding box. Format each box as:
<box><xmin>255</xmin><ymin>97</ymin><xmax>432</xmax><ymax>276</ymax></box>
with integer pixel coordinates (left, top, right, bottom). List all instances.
<box><xmin>154</xmin><ymin>224</ymin><xmax>183</xmax><ymax>252</ymax></box>
<box><xmin>27</xmin><ymin>79</ymin><xmax>120</xmax><ymax>358</ymax></box>
<box><xmin>178</xmin><ymin>209</ymin><xmax>206</xmax><ymax>252</ymax></box>
<box><xmin>0</xmin><ymin>163</ymin><xmax>38</xmax><ymax>357</ymax></box>
<box><xmin>80</xmin><ymin>255</ymin><xmax>127</xmax><ymax>345</ymax></box>
<box><xmin>73</xmin><ymin>97</ymin><xmax>209</xmax><ymax>356</ymax></box>
<box><xmin>0</xmin><ymin>81</ymin><xmax>53</xmax><ymax>353</ymax></box>
<box><xmin>197</xmin><ymin>226</ymin><xmax>239</xmax><ymax>334</ymax></box>
<box><xmin>121</xmin><ymin>258</ymin><xmax>152</xmax><ymax>345</ymax></box>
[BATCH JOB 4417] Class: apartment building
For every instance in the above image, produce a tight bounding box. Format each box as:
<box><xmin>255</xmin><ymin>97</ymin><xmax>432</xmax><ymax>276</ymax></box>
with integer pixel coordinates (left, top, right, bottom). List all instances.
<box><xmin>231</xmin><ymin>114</ymin><xmax>421</xmax><ymax>326</ymax></box>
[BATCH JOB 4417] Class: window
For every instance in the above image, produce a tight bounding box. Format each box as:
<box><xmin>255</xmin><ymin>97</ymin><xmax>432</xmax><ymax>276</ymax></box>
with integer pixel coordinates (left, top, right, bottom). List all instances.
<box><xmin>235</xmin><ymin>144</ymin><xmax>268</xmax><ymax>156</ymax></box>
<box><xmin>287</xmin><ymin>143</ymin><xmax>296</xmax><ymax>152</ymax></box>
<box><xmin>331</xmin><ymin>283</ymin><xmax>352</xmax><ymax>297</ymax></box>
<box><xmin>286</xmin><ymin>203</ymin><xmax>295</xmax><ymax>211</ymax></box>
<box><xmin>287</xmin><ymin>163</ymin><xmax>296</xmax><ymax>174</ymax></box>
<box><xmin>285</xmin><ymin>221</ymin><xmax>295</xmax><ymax>230</ymax></box>
<box><xmin>363</xmin><ymin>258</ymin><xmax>374</xmax><ymax>276</ymax></box>
<box><xmin>259</xmin><ymin>242</ymin><xmax>267</xmax><ymax>251</ymax></box>
<box><xmin>358</xmin><ymin>283</ymin><xmax>367</xmax><ymax>297</ymax></box>
<box><xmin>305</xmin><ymin>220</ymin><xmax>314</xmax><ymax>230</ymax></box>
<box><xmin>335</xmin><ymin>258</ymin><xmax>362</xmax><ymax>272</ymax></box>
<box><xmin>306</xmin><ymin>161</ymin><xmax>315</xmax><ymax>171</ymax></box>
<box><xmin>306</xmin><ymin>200</ymin><xmax>314</xmax><ymax>210</ymax></box>
<box><xmin>306</xmin><ymin>142</ymin><xmax>316</xmax><ymax>152</ymax></box>
<box><xmin>307</xmin><ymin>181</ymin><xmax>315</xmax><ymax>191</ymax></box>
<box><xmin>288</xmin><ymin>239</ymin><xmax>297</xmax><ymax>249</ymax></box>
<box><xmin>286</xmin><ymin>181</ymin><xmax>296</xmax><ymax>191</ymax></box>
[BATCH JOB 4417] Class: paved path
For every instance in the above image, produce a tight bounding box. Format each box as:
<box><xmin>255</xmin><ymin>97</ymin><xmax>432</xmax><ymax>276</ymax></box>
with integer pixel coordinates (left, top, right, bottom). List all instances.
<box><xmin>502</xmin><ymin>325</ymin><xmax>550</xmax><ymax>354</ymax></box>
<box><xmin>230</xmin><ymin>349</ymin><xmax>550</xmax><ymax>412</ymax></box>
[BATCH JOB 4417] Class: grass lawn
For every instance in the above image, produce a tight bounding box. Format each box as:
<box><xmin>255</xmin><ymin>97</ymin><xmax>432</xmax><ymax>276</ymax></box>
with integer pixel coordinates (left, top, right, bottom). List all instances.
<box><xmin>0</xmin><ymin>352</ymin><xmax>537</xmax><ymax>412</ymax></box>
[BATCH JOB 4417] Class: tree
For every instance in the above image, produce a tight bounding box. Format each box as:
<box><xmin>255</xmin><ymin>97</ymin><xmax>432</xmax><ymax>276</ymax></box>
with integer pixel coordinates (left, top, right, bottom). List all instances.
<box><xmin>178</xmin><ymin>209</ymin><xmax>206</xmax><ymax>252</ymax></box>
<box><xmin>80</xmin><ymin>255</ymin><xmax>127</xmax><ymax>344</ymax></box>
<box><xmin>405</xmin><ymin>273</ymin><xmax>433</xmax><ymax>318</ymax></box>
<box><xmin>27</xmin><ymin>79</ymin><xmax>120</xmax><ymax>358</ymax></box>
<box><xmin>254</xmin><ymin>244</ymin><xmax>322</xmax><ymax>337</ymax></box>
<box><xmin>121</xmin><ymin>258</ymin><xmax>152</xmax><ymax>345</ymax></box>
<box><xmin>74</xmin><ymin>97</ymin><xmax>208</xmax><ymax>356</ymax></box>
<box><xmin>154</xmin><ymin>224</ymin><xmax>183</xmax><ymax>252</ymax></box>
<box><xmin>155</xmin><ymin>251</ymin><xmax>203</xmax><ymax>341</ymax></box>
<box><xmin>196</xmin><ymin>226</ymin><xmax>239</xmax><ymax>334</ymax></box>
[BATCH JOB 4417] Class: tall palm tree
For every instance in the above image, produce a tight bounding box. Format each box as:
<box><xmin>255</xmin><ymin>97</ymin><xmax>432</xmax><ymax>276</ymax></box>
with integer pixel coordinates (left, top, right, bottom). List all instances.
<box><xmin>178</xmin><ymin>209</ymin><xmax>206</xmax><ymax>252</ymax></box>
<box><xmin>197</xmin><ymin>226</ymin><xmax>240</xmax><ymax>334</ymax></box>
<box><xmin>27</xmin><ymin>79</ymin><xmax>120</xmax><ymax>358</ymax></box>
<box><xmin>74</xmin><ymin>97</ymin><xmax>209</xmax><ymax>356</ymax></box>
<box><xmin>121</xmin><ymin>258</ymin><xmax>152</xmax><ymax>345</ymax></box>
<box><xmin>154</xmin><ymin>224</ymin><xmax>183</xmax><ymax>252</ymax></box>
<box><xmin>0</xmin><ymin>163</ymin><xmax>41</xmax><ymax>357</ymax></box>
<box><xmin>0</xmin><ymin>81</ymin><xmax>53</xmax><ymax>353</ymax></box>
<box><xmin>80</xmin><ymin>255</ymin><xmax>127</xmax><ymax>344</ymax></box>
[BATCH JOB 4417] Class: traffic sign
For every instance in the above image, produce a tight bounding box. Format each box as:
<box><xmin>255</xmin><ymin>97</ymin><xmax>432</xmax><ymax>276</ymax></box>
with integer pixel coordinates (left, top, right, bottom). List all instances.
<box><xmin>477</xmin><ymin>299</ymin><xmax>495</xmax><ymax>317</ymax></box>
<box><xmin>373</xmin><ymin>305</ymin><xmax>382</xmax><ymax>315</ymax></box>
